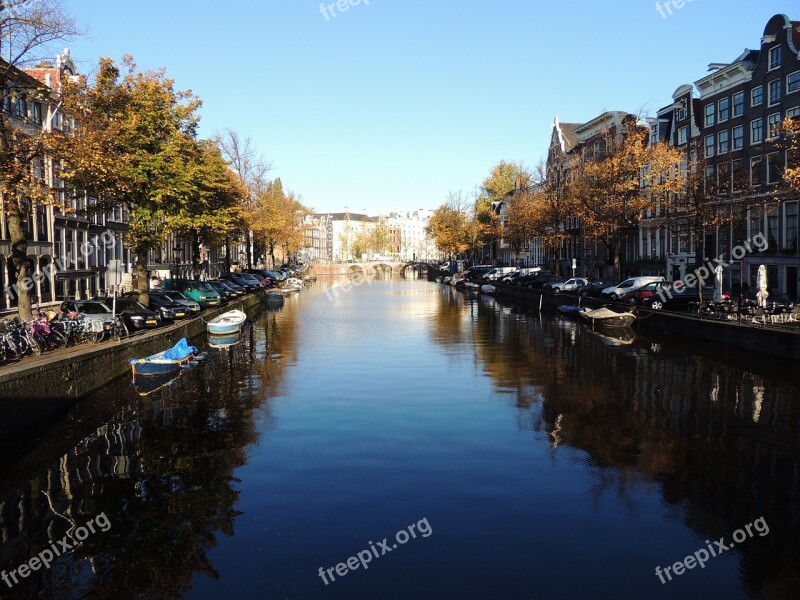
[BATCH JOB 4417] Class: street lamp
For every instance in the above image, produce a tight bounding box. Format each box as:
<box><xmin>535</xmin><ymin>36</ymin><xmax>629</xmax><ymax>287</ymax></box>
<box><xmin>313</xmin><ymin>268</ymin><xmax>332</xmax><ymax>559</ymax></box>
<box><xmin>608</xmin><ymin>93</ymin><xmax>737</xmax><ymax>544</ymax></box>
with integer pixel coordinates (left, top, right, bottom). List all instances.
<box><xmin>173</xmin><ymin>245</ymin><xmax>182</xmax><ymax>278</ymax></box>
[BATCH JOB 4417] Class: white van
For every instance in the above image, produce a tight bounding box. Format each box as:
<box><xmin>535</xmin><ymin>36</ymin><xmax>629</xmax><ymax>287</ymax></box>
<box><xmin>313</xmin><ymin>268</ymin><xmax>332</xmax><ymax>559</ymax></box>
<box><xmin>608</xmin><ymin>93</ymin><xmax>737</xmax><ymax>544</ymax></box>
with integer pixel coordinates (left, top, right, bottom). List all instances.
<box><xmin>602</xmin><ymin>276</ymin><xmax>665</xmax><ymax>300</ymax></box>
<box><xmin>482</xmin><ymin>267</ymin><xmax>517</xmax><ymax>281</ymax></box>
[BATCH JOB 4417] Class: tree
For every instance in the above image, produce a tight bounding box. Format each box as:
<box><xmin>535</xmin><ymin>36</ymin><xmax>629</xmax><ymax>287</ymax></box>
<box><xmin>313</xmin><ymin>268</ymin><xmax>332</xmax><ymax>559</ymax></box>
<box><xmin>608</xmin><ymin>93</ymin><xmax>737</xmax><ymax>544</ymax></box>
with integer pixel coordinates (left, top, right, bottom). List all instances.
<box><xmin>569</xmin><ymin>121</ymin><xmax>684</xmax><ymax>280</ymax></box>
<box><xmin>215</xmin><ymin>130</ymin><xmax>271</xmax><ymax>271</ymax></box>
<box><xmin>165</xmin><ymin>139</ymin><xmax>246</xmax><ymax>280</ymax></box>
<box><xmin>55</xmin><ymin>55</ymin><xmax>203</xmax><ymax>304</ymax></box>
<box><xmin>0</xmin><ymin>0</ymin><xmax>79</xmax><ymax>318</ymax></box>
<box><xmin>426</xmin><ymin>192</ymin><xmax>471</xmax><ymax>259</ymax></box>
<box><xmin>786</xmin><ymin>115</ymin><xmax>800</xmax><ymax>192</ymax></box>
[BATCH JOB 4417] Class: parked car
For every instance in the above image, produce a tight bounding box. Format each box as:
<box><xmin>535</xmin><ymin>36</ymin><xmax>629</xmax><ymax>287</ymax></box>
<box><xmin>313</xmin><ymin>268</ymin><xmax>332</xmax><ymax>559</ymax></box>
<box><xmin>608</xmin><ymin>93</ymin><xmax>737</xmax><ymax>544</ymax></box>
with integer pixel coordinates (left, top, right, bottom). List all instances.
<box><xmin>161</xmin><ymin>279</ymin><xmax>222</xmax><ymax>308</ymax></box>
<box><xmin>515</xmin><ymin>271</ymin><xmax>554</xmax><ymax>287</ymax></box>
<box><xmin>545</xmin><ymin>278</ymin><xmax>588</xmax><ymax>294</ymax></box>
<box><xmin>482</xmin><ymin>267</ymin><xmax>517</xmax><ymax>281</ymax></box>
<box><xmin>245</xmin><ymin>269</ymin><xmax>277</xmax><ymax>286</ymax></box>
<box><xmin>621</xmin><ymin>281</ymin><xmax>671</xmax><ymax>305</ymax></box>
<box><xmin>501</xmin><ymin>268</ymin><xmax>541</xmax><ymax>284</ymax></box>
<box><xmin>602</xmin><ymin>276</ymin><xmax>665</xmax><ymax>300</ymax></box>
<box><xmin>155</xmin><ymin>290</ymin><xmax>201</xmax><ymax>315</ymax></box>
<box><xmin>577</xmin><ymin>279</ymin><xmax>615</xmax><ymax>298</ymax></box>
<box><xmin>642</xmin><ymin>284</ymin><xmax>729</xmax><ymax>310</ymax></box>
<box><xmin>223</xmin><ymin>273</ymin><xmax>262</xmax><ymax>292</ymax></box>
<box><xmin>59</xmin><ymin>300</ymin><xmax>115</xmax><ymax>332</ymax></box>
<box><xmin>94</xmin><ymin>296</ymin><xmax>161</xmax><ymax>330</ymax></box>
<box><xmin>214</xmin><ymin>279</ymin><xmax>246</xmax><ymax>297</ymax></box>
<box><xmin>124</xmin><ymin>291</ymin><xmax>189</xmax><ymax>321</ymax></box>
<box><xmin>526</xmin><ymin>274</ymin><xmax>558</xmax><ymax>290</ymax></box>
<box><xmin>206</xmin><ymin>280</ymin><xmax>235</xmax><ymax>302</ymax></box>
<box><xmin>464</xmin><ymin>265</ymin><xmax>494</xmax><ymax>281</ymax></box>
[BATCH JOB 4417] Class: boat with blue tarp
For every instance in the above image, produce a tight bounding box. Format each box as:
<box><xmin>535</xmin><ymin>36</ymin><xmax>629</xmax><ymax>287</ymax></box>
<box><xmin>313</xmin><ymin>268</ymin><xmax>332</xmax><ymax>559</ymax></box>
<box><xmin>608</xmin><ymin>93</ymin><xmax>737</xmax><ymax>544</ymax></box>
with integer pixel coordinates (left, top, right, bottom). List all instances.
<box><xmin>130</xmin><ymin>338</ymin><xmax>198</xmax><ymax>378</ymax></box>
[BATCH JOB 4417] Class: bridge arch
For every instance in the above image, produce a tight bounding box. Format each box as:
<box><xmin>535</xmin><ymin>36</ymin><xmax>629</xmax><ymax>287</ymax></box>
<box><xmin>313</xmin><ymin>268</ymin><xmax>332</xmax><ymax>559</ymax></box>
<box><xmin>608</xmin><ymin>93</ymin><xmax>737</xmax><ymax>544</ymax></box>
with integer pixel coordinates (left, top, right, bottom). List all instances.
<box><xmin>372</xmin><ymin>263</ymin><xmax>393</xmax><ymax>278</ymax></box>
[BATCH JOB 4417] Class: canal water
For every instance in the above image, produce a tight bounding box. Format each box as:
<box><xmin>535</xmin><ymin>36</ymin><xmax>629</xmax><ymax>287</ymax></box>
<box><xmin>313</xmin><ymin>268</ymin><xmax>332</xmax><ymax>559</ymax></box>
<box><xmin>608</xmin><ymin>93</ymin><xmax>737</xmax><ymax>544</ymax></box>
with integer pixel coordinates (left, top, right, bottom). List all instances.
<box><xmin>0</xmin><ymin>279</ymin><xmax>798</xmax><ymax>599</ymax></box>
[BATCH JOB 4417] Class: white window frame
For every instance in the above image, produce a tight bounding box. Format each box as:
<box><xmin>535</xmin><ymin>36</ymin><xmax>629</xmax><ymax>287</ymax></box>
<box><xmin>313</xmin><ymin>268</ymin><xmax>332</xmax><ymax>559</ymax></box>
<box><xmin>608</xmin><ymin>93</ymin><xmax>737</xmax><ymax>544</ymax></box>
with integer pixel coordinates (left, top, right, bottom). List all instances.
<box><xmin>704</xmin><ymin>103</ymin><xmax>715</xmax><ymax>127</ymax></box>
<box><xmin>768</xmin><ymin>79</ymin><xmax>781</xmax><ymax>107</ymax></box>
<box><xmin>718</xmin><ymin>130</ymin><xmax>730</xmax><ymax>154</ymax></box>
<box><xmin>788</xmin><ymin>71</ymin><xmax>800</xmax><ymax>95</ymax></box>
<box><xmin>704</xmin><ymin>134</ymin><xmax>715</xmax><ymax>157</ymax></box>
<box><xmin>732</xmin><ymin>125</ymin><xmax>744</xmax><ymax>150</ymax></box>
<box><xmin>718</xmin><ymin>97</ymin><xmax>730</xmax><ymax>122</ymax></box>
<box><xmin>677</xmin><ymin>126</ymin><xmax>688</xmax><ymax>145</ymax></box>
<box><xmin>767</xmin><ymin>112</ymin><xmax>781</xmax><ymax>139</ymax></box>
<box><xmin>751</xmin><ymin>85</ymin><xmax>764</xmax><ymax>107</ymax></box>
<box><xmin>768</xmin><ymin>45</ymin><xmax>782</xmax><ymax>71</ymax></box>
<box><xmin>733</xmin><ymin>91</ymin><xmax>745</xmax><ymax>117</ymax></box>
<box><xmin>766</xmin><ymin>152</ymin><xmax>781</xmax><ymax>184</ymax></box>
<box><xmin>787</xmin><ymin>106</ymin><xmax>800</xmax><ymax>119</ymax></box>
<box><xmin>751</xmin><ymin>118</ymin><xmax>763</xmax><ymax>145</ymax></box>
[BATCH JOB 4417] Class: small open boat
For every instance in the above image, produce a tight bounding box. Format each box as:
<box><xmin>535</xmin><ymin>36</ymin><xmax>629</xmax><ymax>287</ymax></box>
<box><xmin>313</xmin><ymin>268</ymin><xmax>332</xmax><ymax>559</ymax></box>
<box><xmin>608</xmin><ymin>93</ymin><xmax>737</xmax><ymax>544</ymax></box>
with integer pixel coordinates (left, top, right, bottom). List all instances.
<box><xmin>579</xmin><ymin>306</ymin><xmax>636</xmax><ymax>328</ymax></box>
<box><xmin>206</xmin><ymin>309</ymin><xmax>247</xmax><ymax>335</ymax></box>
<box><xmin>265</xmin><ymin>291</ymin><xmax>285</xmax><ymax>304</ymax></box>
<box><xmin>480</xmin><ymin>284</ymin><xmax>497</xmax><ymax>295</ymax></box>
<box><xmin>558</xmin><ymin>305</ymin><xmax>587</xmax><ymax>317</ymax></box>
<box><xmin>130</xmin><ymin>338</ymin><xmax>197</xmax><ymax>378</ymax></box>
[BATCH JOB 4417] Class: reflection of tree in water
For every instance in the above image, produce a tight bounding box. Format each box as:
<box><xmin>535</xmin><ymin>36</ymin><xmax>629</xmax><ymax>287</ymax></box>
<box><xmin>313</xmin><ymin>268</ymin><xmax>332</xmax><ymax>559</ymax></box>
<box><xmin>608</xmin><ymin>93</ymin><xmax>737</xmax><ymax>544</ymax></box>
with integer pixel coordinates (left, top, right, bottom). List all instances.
<box><xmin>0</xmin><ymin>306</ymin><xmax>299</xmax><ymax>598</ymax></box>
<box><xmin>431</xmin><ymin>291</ymin><xmax>800</xmax><ymax>598</ymax></box>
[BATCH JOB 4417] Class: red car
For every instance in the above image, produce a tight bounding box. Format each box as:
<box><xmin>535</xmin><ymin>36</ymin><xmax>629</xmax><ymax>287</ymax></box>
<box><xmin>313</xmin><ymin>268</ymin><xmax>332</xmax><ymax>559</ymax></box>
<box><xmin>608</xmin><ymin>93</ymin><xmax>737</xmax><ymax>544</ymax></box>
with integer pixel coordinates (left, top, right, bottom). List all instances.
<box><xmin>621</xmin><ymin>281</ymin><xmax>672</xmax><ymax>305</ymax></box>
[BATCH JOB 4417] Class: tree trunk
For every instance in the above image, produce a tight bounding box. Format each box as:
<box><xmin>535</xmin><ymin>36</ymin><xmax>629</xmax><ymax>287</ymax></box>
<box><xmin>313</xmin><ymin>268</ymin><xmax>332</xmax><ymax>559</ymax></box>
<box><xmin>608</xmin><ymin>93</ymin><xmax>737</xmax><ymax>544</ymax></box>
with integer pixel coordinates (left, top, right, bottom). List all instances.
<box><xmin>136</xmin><ymin>250</ymin><xmax>149</xmax><ymax>305</ymax></box>
<box><xmin>694</xmin><ymin>230</ymin><xmax>704</xmax><ymax>301</ymax></box>
<box><xmin>224</xmin><ymin>237</ymin><xmax>231</xmax><ymax>276</ymax></box>
<box><xmin>7</xmin><ymin>205</ymin><xmax>34</xmax><ymax>320</ymax></box>
<box><xmin>247</xmin><ymin>229</ymin><xmax>253</xmax><ymax>269</ymax></box>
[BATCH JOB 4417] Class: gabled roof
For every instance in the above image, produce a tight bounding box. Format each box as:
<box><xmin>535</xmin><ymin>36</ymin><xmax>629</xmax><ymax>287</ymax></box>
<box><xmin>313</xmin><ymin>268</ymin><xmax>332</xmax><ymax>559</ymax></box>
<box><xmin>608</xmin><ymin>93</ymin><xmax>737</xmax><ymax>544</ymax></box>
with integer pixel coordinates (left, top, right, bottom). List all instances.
<box><xmin>318</xmin><ymin>212</ymin><xmax>374</xmax><ymax>223</ymax></box>
<box><xmin>551</xmin><ymin>117</ymin><xmax>582</xmax><ymax>154</ymax></box>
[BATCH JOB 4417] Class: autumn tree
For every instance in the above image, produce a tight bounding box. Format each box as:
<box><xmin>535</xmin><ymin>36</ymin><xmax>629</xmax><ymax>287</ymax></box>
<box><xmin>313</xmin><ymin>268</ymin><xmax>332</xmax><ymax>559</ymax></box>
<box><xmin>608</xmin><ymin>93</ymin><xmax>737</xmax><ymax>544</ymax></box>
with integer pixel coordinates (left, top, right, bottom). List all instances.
<box><xmin>165</xmin><ymin>139</ymin><xmax>246</xmax><ymax>279</ymax></box>
<box><xmin>426</xmin><ymin>192</ymin><xmax>471</xmax><ymax>259</ymax></box>
<box><xmin>569</xmin><ymin>121</ymin><xmax>684</xmax><ymax>280</ymax></box>
<box><xmin>0</xmin><ymin>0</ymin><xmax>79</xmax><ymax>318</ymax></box>
<box><xmin>55</xmin><ymin>55</ymin><xmax>203</xmax><ymax>303</ymax></box>
<box><xmin>786</xmin><ymin>115</ymin><xmax>800</xmax><ymax>191</ymax></box>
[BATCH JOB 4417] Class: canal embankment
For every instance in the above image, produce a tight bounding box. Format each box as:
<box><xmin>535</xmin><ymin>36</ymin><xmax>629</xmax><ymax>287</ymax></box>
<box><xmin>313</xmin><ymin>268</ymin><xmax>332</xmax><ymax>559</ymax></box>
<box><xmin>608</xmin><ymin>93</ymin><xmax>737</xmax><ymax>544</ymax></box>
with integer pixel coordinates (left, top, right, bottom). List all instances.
<box><xmin>0</xmin><ymin>291</ymin><xmax>266</xmax><ymax>437</ymax></box>
<box><xmin>493</xmin><ymin>283</ymin><xmax>800</xmax><ymax>361</ymax></box>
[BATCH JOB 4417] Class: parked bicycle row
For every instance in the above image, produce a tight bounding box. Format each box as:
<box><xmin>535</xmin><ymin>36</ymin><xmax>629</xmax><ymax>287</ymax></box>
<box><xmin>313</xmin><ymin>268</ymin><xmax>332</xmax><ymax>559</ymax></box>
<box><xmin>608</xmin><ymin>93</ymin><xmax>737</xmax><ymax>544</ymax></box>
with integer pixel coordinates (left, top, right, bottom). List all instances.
<box><xmin>0</xmin><ymin>268</ymin><xmax>309</xmax><ymax>365</ymax></box>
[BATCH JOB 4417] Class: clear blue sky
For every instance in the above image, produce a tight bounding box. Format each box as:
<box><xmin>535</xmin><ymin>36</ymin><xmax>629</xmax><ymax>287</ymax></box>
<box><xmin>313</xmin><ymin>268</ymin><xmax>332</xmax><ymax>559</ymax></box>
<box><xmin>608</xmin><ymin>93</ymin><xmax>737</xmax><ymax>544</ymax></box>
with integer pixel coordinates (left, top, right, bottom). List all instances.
<box><xmin>62</xmin><ymin>0</ymin><xmax>792</xmax><ymax>214</ymax></box>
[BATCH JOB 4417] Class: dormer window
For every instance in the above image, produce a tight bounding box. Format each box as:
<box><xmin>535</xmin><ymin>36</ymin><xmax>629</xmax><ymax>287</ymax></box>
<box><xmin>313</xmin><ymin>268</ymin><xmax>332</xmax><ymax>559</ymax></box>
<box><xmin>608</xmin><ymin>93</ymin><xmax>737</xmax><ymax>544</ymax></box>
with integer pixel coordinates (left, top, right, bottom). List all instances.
<box><xmin>768</xmin><ymin>46</ymin><xmax>782</xmax><ymax>71</ymax></box>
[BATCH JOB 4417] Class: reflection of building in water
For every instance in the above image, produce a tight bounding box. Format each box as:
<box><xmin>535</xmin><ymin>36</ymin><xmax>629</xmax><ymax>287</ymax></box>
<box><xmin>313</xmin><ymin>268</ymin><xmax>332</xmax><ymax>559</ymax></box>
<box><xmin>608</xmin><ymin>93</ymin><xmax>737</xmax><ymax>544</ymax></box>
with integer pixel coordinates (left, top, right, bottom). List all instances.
<box><xmin>435</xmin><ymin>293</ymin><xmax>800</xmax><ymax>596</ymax></box>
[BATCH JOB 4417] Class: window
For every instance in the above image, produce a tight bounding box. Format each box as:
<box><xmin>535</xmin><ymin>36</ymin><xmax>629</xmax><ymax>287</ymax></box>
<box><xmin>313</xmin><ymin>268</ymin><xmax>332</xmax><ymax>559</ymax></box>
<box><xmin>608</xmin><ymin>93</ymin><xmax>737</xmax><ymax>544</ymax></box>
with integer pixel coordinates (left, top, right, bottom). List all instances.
<box><xmin>789</xmin><ymin>71</ymin><xmax>800</xmax><ymax>95</ymax></box>
<box><xmin>769</xmin><ymin>80</ymin><xmax>781</xmax><ymax>106</ymax></box>
<box><xmin>705</xmin><ymin>134</ymin><xmax>715</xmax><ymax>157</ymax></box>
<box><xmin>15</xmin><ymin>97</ymin><xmax>27</xmax><ymax>118</ymax></box>
<box><xmin>717</xmin><ymin>162</ymin><xmax>730</xmax><ymax>194</ymax></box>
<box><xmin>732</xmin><ymin>158</ymin><xmax>744</xmax><ymax>191</ymax></box>
<box><xmin>718</xmin><ymin>130</ymin><xmax>730</xmax><ymax>154</ymax></box>
<box><xmin>733</xmin><ymin>125</ymin><xmax>744</xmax><ymax>150</ymax></box>
<box><xmin>52</xmin><ymin>111</ymin><xmax>62</xmax><ymax>129</ymax></box>
<box><xmin>718</xmin><ymin>97</ymin><xmax>730</xmax><ymax>122</ymax></box>
<box><xmin>677</xmin><ymin>126</ymin><xmax>688</xmax><ymax>145</ymax></box>
<box><xmin>752</xmin><ymin>86</ymin><xmax>764</xmax><ymax>106</ymax></box>
<box><xmin>677</xmin><ymin>106</ymin><xmax>687</xmax><ymax>121</ymax></box>
<box><xmin>750</xmin><ymin>156</ymin><xmax>763</xmax><ymax>186</ymax></box>
<box><xmin>751</xmin><ymin>118</ymin><xmax>763</xmax><ymax>144</ymax></box>
<box><xmin>767</xmin><ymin>152</ymin><xmax>781</xmax><ymax>184</ymax></box>
<box><xmin>705</xmin><ymin>165</ymin><xmax>715</xmax><ymax>191</ymax></box>
<box><xmin>767</xmin><ymin>209</ymin><xmax>779</xmax><ymax>249</ymax></box>
<box><xmin>769</xmin><ymin>46</ymin><xmax>782</xmax><ymax>70</ymax></box>
<box><xmin>650</xmin><ymin>123</ymin><xmax>659</xmax><ymax>145</ymax></box>
<box><xmin>768</xmin><ymin>112</ymin><xmax>782</xmax><ymax>139</ymax></box>
<box><xmin>749</xmin><ymin>209</ymin><xmax>762</xmax><ymax>243</ymax></box>
<box><xmin>31</xmin><ymin>102</ymin><xmax>42</xmax><ymax>125</ymax></box>
<box><xmin>705</xmin><ymin>103</ymin><xmax>715</xmax><ymax>127</ymax></box>
<box><xmin>785</xmin><ymin>201</ymin><xmax>798</xmax><ymax>251</ymax></box>
<box><xmin>733</xmin><ymin>91</ymin><xmax>745</xmax><ymax>117</ymax></box>
<box><xmin>788</xmin><ymin>107</ymin><xmax>800</xmax><ymax>119</ymax></box>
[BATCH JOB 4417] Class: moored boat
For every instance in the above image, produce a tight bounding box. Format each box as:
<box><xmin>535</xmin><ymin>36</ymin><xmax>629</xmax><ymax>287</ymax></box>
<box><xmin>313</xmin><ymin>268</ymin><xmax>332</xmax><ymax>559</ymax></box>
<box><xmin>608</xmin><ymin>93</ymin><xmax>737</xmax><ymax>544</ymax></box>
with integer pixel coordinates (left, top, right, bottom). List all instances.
<box><xmin>208</xmin><ymin>332</ymin><xmax>241</xmax><ymax>350</ymax></box>
<box><xmin>578</xmin><ymin>307</ymin><xmax>636</xmax><ymax>328</ymax></box>
<box><xmin>206</xmin><ymin>309</ymin><xmax>247</xmax><ymax>335</ymax></box>
<box><xmin>558</xmin><ymin>305</ymin><xmax>587</xmax><ymax>317</ymax></box>
<box><xmin>130</xmin><ymin>338</ymin><xmax>198</xmax><ymax>378</ymax></box>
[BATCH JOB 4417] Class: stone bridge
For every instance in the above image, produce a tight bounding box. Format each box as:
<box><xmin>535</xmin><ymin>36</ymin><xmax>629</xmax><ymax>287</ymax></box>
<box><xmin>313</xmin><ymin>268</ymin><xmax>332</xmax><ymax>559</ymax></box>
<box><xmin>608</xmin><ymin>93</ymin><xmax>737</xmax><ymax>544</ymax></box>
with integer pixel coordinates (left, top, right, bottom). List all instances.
<box><xmin>310</xmin><ymin>262</ymin><xmax>428</xmax><ymax>279</ymax></box>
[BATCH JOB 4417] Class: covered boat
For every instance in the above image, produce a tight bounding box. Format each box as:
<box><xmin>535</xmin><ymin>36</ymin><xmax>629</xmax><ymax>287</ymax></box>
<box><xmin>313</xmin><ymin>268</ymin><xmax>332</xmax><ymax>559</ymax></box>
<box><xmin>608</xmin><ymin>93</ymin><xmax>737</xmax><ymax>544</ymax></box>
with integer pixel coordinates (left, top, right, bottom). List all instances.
<box><xmin>130</xmin><ymin>338</ymin><xmax>197</xmax><ymax>378</ymax></box>
<box><xmin>206</xmin><ymin>309</ymin><xmax>247</xmax><ymax>335</ymax></box>
<box><xmin>558</xmin><ymin>305</ymin><xmax>587</xmax><ymax>317</ymax></box>
<box><xmin>480</xmin><ymin>284</ymin><xmax>497</xmax><ymax>295</ymax></box>
<box><xmin>265</xmin><ymin>291</ymin><xmax>285</xmax><ymax>304</ymax></box>
<box><xmin>578</xmin><ymin>306</ymin><xmax>636</xmax><ymax>328</ymax></box>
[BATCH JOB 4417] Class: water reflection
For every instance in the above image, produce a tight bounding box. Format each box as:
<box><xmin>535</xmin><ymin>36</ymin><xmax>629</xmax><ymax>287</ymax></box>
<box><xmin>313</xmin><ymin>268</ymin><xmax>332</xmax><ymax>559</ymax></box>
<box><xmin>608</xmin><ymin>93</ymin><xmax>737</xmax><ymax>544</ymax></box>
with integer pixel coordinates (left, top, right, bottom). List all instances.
<box><xmin>432</xmin><ymin>286</ymin><xmax>800</xmax><ymax>598</ymax></box>
<box><xmin>0</xmin><ymin>304</ymin><xmax>298</xmax><ymax>598</ymax></box>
